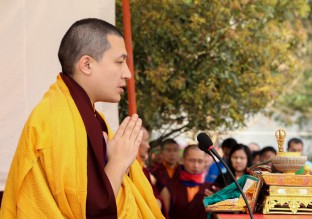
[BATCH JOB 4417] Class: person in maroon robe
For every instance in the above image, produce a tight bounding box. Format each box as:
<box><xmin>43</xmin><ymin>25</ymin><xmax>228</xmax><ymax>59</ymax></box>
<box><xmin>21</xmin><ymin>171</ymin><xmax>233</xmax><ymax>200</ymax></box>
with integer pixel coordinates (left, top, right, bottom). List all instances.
<box><xmin>151</xmin><ymin>139</ymin><xmax>181</xmax><ymax>193</ymax></box>
<box><xmin>58</xmin><ymin>18</ymin><xmax>145</xmax><ymax>218</ymax></box>
<box><xmin>0</xmin><ymin>191</ymin><xmax>3</xmax><ymax>207</ymax></box>
<box><xmin>138</xmin><ymin>127</ymin><xmax>169</xmax><ymax>218</ymax></box>
<box><xmin>4</xmin><ymin>18</ymin><xmax>142</xmax><ymax>219</ymax></box>
<box><xmin>1</xmin><ymin>18</ymin><xmax>165</xmax><ymax>219</ymax></box>
<box><xmin>160</xmin><ymin>145</ymin><xmax>215</xmax><ymax>219</ymax></box>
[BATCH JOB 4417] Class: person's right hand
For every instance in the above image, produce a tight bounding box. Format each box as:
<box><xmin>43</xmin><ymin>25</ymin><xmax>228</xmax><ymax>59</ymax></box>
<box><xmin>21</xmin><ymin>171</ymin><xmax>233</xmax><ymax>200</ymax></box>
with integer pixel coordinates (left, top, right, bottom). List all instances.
<box><xmin>105</xmin><ymin>114</ymin><xmax>143</xmax><ymax>173</ymax></box>
<box><xmin>204</xmin><ymin>185</ymin><xmax>217</xmax><ymax>197</ymax></box>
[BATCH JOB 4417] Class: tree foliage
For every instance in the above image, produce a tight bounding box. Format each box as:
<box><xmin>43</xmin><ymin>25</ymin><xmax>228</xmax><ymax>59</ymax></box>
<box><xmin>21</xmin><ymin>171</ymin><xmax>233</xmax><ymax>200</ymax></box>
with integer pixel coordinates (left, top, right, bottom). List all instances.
<box><xmin>116</xmin><ymin>0</ymin><xmax>310</xmax><ymax>145</ymax></box>
<box><xmin>270</xmin><ymin>0</ymin><xmax>312</xmax><ymax>129</ymax></box>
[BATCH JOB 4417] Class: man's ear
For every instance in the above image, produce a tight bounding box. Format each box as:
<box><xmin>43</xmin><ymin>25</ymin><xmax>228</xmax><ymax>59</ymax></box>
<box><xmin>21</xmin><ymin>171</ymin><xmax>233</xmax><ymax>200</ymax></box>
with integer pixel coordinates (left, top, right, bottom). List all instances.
<box><xmin>78</xmin><ymin>55</ymin><xmax>93</xmax><ymax>75</ymax></box>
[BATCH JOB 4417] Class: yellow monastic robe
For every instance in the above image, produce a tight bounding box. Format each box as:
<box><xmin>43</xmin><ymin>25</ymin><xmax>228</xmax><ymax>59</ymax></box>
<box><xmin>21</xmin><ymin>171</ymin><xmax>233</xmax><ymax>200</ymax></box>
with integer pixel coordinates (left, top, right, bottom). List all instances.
<box><xmin>0</xmin><ymin>74</ymin><xmax>164</xmax><ymax>219</ymax></box>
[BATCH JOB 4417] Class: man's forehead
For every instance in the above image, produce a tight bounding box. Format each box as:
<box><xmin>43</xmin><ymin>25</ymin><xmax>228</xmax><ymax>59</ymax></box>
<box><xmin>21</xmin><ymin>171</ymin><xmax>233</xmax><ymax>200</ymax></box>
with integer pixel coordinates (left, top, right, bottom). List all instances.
<box><xmin>165</xmin><ymin>143</ymin><xmax>178</xmax><ymax>147</ymax></box>
<box><xmin>163</xmin><ymin>143</ymin><xmax>178</xmax><ymax>150</ymax></box>
<box><xmin>107</xmin><ymin>34</ymin><xmax>125</xmax><ymax>46</ymax></box>
<box><xmin>185</xmin><ymin>149</ymin><xmax>205</xmax><ymax>158</ymax></box>
<box><xmin>291</xmin><ymin>143</ymin><xmax>303</xmax><ymax>147</ymax></box>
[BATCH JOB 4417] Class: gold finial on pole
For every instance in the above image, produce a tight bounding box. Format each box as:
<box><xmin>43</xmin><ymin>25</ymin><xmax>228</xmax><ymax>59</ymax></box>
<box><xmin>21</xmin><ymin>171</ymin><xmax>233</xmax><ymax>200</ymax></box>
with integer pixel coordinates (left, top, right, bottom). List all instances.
<box><xmin>275</xmin><ymin>129</ymin><xmax>286</xmax><ymax>152</ymax></box>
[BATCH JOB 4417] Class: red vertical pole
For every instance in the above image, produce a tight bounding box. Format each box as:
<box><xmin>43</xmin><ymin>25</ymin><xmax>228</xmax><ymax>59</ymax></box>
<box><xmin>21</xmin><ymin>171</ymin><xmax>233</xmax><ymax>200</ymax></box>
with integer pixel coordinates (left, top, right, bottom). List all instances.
<box><xmin>122</xmin><ymin>0</ymin><xmax>137</xmax><ymax>116</ymax></box>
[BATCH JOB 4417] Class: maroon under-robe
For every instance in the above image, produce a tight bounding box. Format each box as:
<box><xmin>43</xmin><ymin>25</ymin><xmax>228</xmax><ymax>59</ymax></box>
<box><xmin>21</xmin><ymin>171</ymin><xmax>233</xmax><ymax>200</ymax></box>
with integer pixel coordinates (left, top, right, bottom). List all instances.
<box><xmin>167</xmin><ymin>180</ymin><xmax>212</xmax><ymax>219</ymax></box>
<box><xmin>61</xmin><ymin>73</ymin><xmax>117</xmax><ymax>219</ymax></box>
<box><xmin>151</xmin><ymin>163</ymin><xmax>181</xmax><ymax>193</ymax></box>
<box><xmin>142</xmin><ymin>167</ymin><xmax>169</xmax><ymax>218</ymax></box>
<box><xmin>0</xmin><ymin>191</ymin><xmax>3</xmax><ymax>208</ymax></box>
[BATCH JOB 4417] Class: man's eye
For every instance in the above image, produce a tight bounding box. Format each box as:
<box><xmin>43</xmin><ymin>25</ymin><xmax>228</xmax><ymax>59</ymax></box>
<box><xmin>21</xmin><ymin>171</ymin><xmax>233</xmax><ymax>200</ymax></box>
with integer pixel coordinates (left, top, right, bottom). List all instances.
<box><xmin>116</xmin><ymin>59</ymin><xmax>124</xmax><ymax>64</ymax></box>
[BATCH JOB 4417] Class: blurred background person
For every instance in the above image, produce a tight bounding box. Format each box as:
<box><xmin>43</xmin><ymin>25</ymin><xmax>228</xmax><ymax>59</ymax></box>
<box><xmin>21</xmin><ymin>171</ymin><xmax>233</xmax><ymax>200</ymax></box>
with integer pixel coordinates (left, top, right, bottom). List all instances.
<box><xmin>205</xmin><ymin>138</ymin><xmax>237</xmax><ymax>183</ymax></box>
<box><xmin>151</xmin><ymin>139</ymin><xmax>181</xmax><ymax>193</ymax></box>
<box><xmin>287</xmin><ymin>138</ymin><xmax>312</xmax><ymax>174</ymax></box>
<box><xmin>160</xmin><ymin>145</ymin><xmax>214</xmax><ymax>219</ymax></box>
<box><xmin>260</xmin><ymin>146</ymin><xmax>277</xmax><ymax>163</ymax></box>
<box><xmin>248</xmin><ymin>142</ymin><xmax>261</xmax><ymax>153</ymax></box>
<box><xmin>251</xmin><ymin>150</ymin><xmax>261</xmax><ymax>166</ymax></box>
<box><xmin>138</xmin><ymin>126</ymin><xmax>150</xmax><ymax>167</ymax></box>
<box><xmin>149</xmin><ymin>146</ymin><xmax>162</xmax><ymax>170</ymax></box>
<box><xmin>215</xmin><ymin>144</ymin><xmax>253</xmax><ymax>189</ymax></box>
<box><xmin>203</xmin><ymin>154</ymin><xmax>213</xmax><ymax>178</ymax></box>
<box><xmin>288</xmin><ymin>138</ymin><xmax>305</xmax><ymax>152</ymax></box>
<box><xmin>137</xmin><ymin>127</ymin><xmax>168</xmax><ymax>218</ymax></box>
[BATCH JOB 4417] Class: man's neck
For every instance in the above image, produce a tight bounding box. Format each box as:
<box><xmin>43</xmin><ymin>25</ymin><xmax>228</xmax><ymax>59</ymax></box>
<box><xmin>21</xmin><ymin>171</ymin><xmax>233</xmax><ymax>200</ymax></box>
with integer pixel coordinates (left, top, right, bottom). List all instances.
<box><xmin>163</xmin><ymin>161</ymin><xmax>177</xmax><ymax>169</ymax></box>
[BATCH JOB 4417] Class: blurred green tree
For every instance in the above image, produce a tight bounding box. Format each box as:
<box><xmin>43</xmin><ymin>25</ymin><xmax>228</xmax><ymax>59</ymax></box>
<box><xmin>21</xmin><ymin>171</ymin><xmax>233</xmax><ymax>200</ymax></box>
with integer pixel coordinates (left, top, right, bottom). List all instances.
<box><xmin>116</xmin><ymin>0</ymin><xmax>310</xmax><ymax>146</ymax></box>
<box><xmin>270</xmin><ymin>0</ymin><xmax>312</xmax><ymax>130</ymax></box>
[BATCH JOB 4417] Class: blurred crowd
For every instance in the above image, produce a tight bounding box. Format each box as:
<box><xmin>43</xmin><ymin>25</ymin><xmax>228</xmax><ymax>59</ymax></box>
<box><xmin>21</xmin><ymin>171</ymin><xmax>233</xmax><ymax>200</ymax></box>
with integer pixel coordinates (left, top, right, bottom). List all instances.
<box><xmin>137</xmin><ymin>126</ymin><xmax>312</xmax><ymax>219</ymax></box>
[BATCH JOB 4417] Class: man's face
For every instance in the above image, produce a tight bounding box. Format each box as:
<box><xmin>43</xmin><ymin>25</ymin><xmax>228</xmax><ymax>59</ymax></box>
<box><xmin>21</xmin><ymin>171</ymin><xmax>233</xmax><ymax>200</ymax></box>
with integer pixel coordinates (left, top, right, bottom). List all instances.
<box><xmin>288</xmin><ymin>143</ymin><xmax>303</xmax><ymax>153</ymax></box>
<box><xmin>253</xmin><ymin>154</ymin><xmax>261</xmax><ymax>165</ymax></box>
<box><xmin>183</xmin><ymin>148</ymin><xmax>206</xmax><ymax>174</ymax></box>
<box><xmin>138</xmin><ymin>128</ymin><xmax>150</xmax><ymax>161</ymax></box>
<box><xmin>90</xmin><ymin>34</ymin><xmax>131</xmax><ymax>103</ymax></box>
<box><xmin>260</xmin><ymin>151</ymin><xmax>276</xmax><ymax>162</ymax></box>
<box><xmin>150</xmin><ymin>146</ymin><xmax>162</xmax><ymax>166</ymax></box>
<box><xmin>161</xmin><ymin>143</ymin><xmax>179</xmax><ymax>166</ymax></box>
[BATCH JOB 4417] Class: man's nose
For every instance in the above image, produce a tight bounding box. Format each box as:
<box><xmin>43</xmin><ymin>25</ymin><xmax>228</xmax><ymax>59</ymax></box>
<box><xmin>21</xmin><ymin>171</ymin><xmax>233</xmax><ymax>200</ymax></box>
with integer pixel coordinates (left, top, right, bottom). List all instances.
<box><xmin>123</xmin><ymin>63</ymin><xmax>132</xmax><ymax>80</ymax></box>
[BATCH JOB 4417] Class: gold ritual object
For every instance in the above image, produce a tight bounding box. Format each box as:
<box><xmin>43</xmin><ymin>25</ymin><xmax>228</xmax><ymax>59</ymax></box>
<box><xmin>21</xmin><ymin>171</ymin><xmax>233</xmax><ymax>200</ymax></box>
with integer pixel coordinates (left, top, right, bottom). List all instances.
<box><xmin>275</xmin><ymin>129</ymin><xmax>286</xmax><ymax>153</ymax></box>
<box><xmin>259</xmin><ymin>129</ymin><xmax>312</xmax><ymax>214</ymax></box>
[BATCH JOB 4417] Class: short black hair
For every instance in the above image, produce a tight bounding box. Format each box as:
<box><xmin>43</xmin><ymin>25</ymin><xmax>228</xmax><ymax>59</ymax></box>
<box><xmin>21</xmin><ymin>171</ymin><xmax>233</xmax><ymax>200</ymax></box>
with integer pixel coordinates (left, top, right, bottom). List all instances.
<box><xmin>260</xmin><ymin>146</ymin><xmax>277</xmax><ymax>156</ymax></box>
<box><xmin>221</xmin><ymin>138</ymin><xmax>237</xmax><ymax>149</ymax></box>
<box><xmin>287</xmin><ymin>138</ymin><xmax>304</xmax><ymax>150</ymax></box>
<box><xmin>182</xmin><ymin>144</ymin><xmax>201</xmax><ymax>158</ymax></box>
<box><xmin>251</xmin><ymin>150</ymin><xmax>261</xmax><ymax>160</ymax></box>
<box><xmin>58</xmin><ymin>18</ymin><xmax>123</xmax><ymax>75</ymax></box>
<box><xmin>160</xmin><ymin>138</ymin><xmax>178</xmax><ymax>151</ymax></box>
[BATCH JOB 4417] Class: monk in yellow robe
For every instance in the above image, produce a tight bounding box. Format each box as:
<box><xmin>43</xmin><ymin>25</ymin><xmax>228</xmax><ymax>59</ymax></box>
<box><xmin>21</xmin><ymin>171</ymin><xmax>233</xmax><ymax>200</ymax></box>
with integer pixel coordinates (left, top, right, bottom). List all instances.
<box><xmin>0</xmin><ymin>18</ymin><xmax>164</xmax><ymax>219</ymax></box>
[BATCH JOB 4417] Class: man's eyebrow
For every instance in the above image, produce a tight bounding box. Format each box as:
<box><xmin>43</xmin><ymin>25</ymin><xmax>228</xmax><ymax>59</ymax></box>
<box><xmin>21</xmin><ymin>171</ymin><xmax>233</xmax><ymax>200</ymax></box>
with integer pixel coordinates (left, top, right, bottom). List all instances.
<box><xmin>118</xmin><ymin>54</ymin><xmax>127</xmax><ymax>59</ymax></box>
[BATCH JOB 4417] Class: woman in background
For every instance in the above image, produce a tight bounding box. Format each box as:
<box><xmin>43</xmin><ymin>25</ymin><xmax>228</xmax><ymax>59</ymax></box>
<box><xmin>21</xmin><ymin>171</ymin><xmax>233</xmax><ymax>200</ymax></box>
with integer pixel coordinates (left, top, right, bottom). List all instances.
<box><xmin>215</xmin><ymin>144</ymin><xmax>252</xmax><ymax>188</ymax></box>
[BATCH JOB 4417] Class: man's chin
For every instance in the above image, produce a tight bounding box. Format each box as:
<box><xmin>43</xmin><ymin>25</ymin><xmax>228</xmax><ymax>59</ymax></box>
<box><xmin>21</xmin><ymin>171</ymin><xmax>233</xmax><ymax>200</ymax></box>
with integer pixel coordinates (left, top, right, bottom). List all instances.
<box><xmin>113</xmin><ymin>95</ymin><xmax>121</xmax><ymax>102</ymax></box>
<box><xmin>96</xmin><ymin>96</ymin><xmax>121</xmax><ymax>103</ymax></box>
<box><xmin>107</xmin><ymin>96</ymin><xmax>121</xmax><ymax>103</ymax></box>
